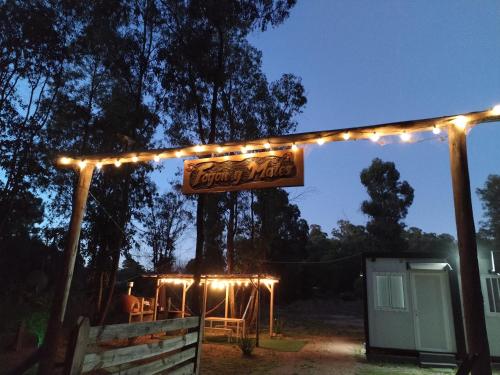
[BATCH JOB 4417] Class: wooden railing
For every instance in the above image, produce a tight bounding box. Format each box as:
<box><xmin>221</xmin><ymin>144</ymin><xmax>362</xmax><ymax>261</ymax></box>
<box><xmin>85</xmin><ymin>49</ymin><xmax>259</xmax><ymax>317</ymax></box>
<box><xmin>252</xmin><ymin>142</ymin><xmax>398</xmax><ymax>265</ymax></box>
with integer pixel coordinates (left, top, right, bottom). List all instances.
<box><xmin>64</xmin><ymin>316</ymin><xmax>201</xmax><ymax>375</ymax></box>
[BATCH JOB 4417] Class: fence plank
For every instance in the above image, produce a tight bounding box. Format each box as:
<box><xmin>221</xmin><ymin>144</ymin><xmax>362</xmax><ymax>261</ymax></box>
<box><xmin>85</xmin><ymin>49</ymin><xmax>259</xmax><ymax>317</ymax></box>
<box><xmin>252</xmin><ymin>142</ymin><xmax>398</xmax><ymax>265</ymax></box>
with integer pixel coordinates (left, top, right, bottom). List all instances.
<box><xmin>65</xmin><ymin>317</ymin><xmax>90</xmax><ymax>375</ymax></box>
<box><xmin>88</xmin><ymin>317</ymin><xmax>199</xmax><ymax>344</ymax></box>
<box><xmin>109</xmin><ymin>347</ymin><xmax>196</xmax><ymax>375</ymax></box>
<box><xmin>82</xmin><ymin>331</ymin><xmax>198</xmax><ymax>372</ymax></box>
<box><xmin>169</xmin><ymin>362</ymin><xmax>195</xmax><ymax>375</ymax></box>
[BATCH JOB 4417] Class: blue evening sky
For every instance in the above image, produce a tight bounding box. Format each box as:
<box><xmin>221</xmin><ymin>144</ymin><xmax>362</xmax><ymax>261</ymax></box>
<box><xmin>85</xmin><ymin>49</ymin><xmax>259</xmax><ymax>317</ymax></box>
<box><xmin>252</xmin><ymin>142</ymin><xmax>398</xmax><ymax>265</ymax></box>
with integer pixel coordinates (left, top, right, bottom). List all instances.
<box><xmin>156</xmin><ymin>1</ymin><xmax>500</xmax><ymax>263</ymax></box>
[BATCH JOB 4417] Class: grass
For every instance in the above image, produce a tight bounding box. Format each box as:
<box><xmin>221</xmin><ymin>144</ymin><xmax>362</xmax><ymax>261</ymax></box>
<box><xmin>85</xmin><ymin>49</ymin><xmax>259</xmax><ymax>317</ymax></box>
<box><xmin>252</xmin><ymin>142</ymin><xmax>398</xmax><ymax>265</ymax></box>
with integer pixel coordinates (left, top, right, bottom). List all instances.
<box><xmin>259</xmin><ymin>338</ymin><xmax>307</xmax><ymax>352</ymax></box>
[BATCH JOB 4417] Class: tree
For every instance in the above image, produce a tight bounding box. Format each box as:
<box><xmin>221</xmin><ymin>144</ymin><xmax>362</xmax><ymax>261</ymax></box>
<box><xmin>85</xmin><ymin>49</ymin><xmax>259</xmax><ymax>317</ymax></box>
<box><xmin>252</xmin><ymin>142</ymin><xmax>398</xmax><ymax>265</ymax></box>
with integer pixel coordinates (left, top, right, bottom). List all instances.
<box><xmin>405</xmin><ymin>227</ymin><xmax>455</xmax><ymax>254</ymax></box>
<box><xmin>360</xmin><ymin>158</ymin><xmax>414</xmax><ymax>252</ymax></box>
<box><xmin>158</xmin><ymin>0</ymin><xmax>302</xmax><ymax>277</ymax></box>
<box><xmin>144</xmin><ymin>182</ymin><xmax>193</xmax><ymax>272</ymax></box>
<box><xmin>477</xmin><ymin>174</ymin><xmax>500</xmax><ymax>251</ymax></box>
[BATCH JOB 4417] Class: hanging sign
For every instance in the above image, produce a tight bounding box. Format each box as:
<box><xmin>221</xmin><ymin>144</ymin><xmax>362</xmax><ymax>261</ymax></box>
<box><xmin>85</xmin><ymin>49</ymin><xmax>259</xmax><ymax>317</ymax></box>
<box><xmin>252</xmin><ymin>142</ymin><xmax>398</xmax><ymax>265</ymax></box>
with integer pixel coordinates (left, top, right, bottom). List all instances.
<box><xmin>182</xmin><ymin>149</ymin><xmax>304</xmax><ymax>194</ymax></box>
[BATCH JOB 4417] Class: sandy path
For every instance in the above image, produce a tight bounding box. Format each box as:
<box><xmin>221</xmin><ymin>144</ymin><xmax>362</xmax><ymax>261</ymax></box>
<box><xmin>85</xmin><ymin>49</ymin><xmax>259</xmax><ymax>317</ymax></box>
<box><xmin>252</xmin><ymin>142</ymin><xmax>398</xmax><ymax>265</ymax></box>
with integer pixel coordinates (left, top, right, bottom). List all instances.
<box><xmin>201</xmin><ymin>335</ymin><xmax>361</xmax><ymax>375</ymax></box>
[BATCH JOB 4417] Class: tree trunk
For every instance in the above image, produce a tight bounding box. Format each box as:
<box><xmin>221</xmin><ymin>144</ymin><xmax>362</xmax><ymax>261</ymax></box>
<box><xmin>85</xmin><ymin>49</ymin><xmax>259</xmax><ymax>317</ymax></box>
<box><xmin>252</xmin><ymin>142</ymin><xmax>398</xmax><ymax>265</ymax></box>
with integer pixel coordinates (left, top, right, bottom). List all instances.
<box><xmin>448</xmin><ymin>125</ymin><xmax>491</xmax><ymax>375</ymax></box>
<box><xmin>191</xmin><ymin>194</ymin><xmax>205</xmax><ymax>315</ymax></box>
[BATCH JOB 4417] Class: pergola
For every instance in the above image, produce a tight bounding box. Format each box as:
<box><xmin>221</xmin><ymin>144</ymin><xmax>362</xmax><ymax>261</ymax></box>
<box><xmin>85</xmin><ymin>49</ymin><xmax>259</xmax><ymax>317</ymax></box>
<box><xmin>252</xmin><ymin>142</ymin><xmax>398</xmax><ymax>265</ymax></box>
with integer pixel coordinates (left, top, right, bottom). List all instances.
<box><xmin>39</xmin><ymin>105</ymin><xmax>500</xmax><ymax>374</ymax></box>
<box><xmin>141</xmin><ymin>274</ymin><xmax>279</xmax><ymax>338</ymax></box>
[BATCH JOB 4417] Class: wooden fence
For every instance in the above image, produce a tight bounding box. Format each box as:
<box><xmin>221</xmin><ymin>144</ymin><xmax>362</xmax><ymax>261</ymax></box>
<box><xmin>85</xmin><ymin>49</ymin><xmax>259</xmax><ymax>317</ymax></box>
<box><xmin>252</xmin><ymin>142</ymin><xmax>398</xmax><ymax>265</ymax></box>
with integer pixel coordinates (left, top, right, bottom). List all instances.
<box><xmin>64</xmin><ymin>316</ymin><xmax>201</xmax><ymax>375</ymax></box>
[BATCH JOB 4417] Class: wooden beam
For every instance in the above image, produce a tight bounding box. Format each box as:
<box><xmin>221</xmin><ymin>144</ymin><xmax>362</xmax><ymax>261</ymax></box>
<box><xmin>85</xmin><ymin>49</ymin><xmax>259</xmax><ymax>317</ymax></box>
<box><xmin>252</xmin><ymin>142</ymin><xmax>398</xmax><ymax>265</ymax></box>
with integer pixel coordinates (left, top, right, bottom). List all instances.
<box><xmin>56</xmin><ymin>109</ymin><xmax>500</xmax><ymax>167</ymax></box>
<box><xmin>108</xmin><ymin>347</ymin><xmax>196</xmax><ymax>375</ymax></box>
<box><xmin>38</xmin><ymin>165</ymin><xmax>94</xmax><ymax>375</ymax></box>
<box><xmin>181</xmin><ymin>282</ymin><xmax>187</xmax><ymax>318</ymax></box>
<box><xmin>269</xmin><ymin>283</ymin><xmax>274</xmax><ymax>338</ymax></box>
<box><xmin>88</xmin><ymin>316</ymin><xmax>199</xmax><ymax>344</ymax></box>
<box><xmin>448</xmin><ymin>125</ymin><xmax>492</xmax><ymax>375</ymax></box>
<box><xmin>82</xmin><ymin>331</ymin><xmax>198</xmax><ymax>372</ymax></box>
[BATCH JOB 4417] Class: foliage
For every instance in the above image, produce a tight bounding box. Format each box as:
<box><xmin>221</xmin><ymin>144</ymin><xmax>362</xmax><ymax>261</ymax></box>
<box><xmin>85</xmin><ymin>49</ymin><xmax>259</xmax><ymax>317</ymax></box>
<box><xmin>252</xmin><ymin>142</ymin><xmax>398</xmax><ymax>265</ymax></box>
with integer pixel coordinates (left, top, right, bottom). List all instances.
<box><xmin>143</xmin><ymin>181</ymin><xmax>193</xmax><ymax>272</ymax></box>
<box><xmin>25</xmin><ymin>311</ymin><xmax>49</xmax><ymax>347</ymax></box>
<box><xmin>477</xmin><ymin>174</ymin><xmax>500</xmax><ymax>251</ymax></box>
<box><xmin>360</xmin><ymin>158</ymin><xmax>414</xmax><ymax>252</ymax></box>
<box><xmin>238</xmin><ymin>330</ymin><xmax>256</xmax><ymax>356</ymax></box>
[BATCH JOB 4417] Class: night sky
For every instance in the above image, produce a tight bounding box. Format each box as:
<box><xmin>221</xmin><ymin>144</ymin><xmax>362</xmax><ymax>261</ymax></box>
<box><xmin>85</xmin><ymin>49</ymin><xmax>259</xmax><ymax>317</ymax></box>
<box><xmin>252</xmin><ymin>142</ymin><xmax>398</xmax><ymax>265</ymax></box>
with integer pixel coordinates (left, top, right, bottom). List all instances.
<box><xmin>155</xmin><ymin>1</ymin><xmax>500</xmax><ymax>263</ymax></box>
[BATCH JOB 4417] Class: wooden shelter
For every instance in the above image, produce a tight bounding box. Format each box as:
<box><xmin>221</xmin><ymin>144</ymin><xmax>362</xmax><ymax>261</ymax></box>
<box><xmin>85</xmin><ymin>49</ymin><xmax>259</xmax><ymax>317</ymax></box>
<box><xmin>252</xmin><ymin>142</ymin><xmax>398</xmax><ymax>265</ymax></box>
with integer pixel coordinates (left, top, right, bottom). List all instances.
<box><xmin>138</xmin><ymin>274</ymin><xmax>279</xmax><ymax>339</ymax></box>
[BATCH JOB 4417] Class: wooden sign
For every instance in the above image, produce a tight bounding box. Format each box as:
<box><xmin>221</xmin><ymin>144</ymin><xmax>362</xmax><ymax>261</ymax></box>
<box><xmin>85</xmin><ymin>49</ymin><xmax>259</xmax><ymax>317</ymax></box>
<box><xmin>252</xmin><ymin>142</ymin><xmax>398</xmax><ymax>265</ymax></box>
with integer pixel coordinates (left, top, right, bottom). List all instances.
<box><xmin>182</xmin><ymin>149</ymin><xmax>304</xmax><ymax>194</ymax></box>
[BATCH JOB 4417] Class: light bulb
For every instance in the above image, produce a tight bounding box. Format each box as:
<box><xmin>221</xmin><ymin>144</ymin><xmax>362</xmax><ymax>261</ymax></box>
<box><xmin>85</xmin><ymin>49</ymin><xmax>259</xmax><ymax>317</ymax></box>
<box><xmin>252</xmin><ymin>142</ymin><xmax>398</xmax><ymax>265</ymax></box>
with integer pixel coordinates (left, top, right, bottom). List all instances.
<box><xmin>342</xmin><ymin>132</ymin><xmax>350</xmax><ymax>140</ymax></box>
<box><xmin>241</xmin><ymin>145</ymin><xmax>248</xmax><ymax>153</ymax></box>
<box><xmin>78</xmin><ymin>160</ymin><xmax>87</xmax><ymax>169</ymax></box>
<box><xmin>154</xmin><ymin>154</ymin><xmax>160</xmax><ymax>162</ymax></box>
<box><xmin>175</xmin><ymin>151</ymin><xmax>182</xmax><ymax>158</ymax></box>
<box><xmin>216</xmin><ymin>146</ymin><xmax>224</xmax><ymax>153</ymax></box>
<box><xmin>432</xmin><ymin>126</ymin><xmax>441</xmax><ymax>135</ymax></box>
<box><xmin>195</xmin><ymin>145</ymin><xmax>204</xmax><ymax>152</ymax></box>
<box><xmin>132</xmin><ymin>156</ymin><xmax>139</xmax><ymax>163</ymax></box>
<box><xmin>370</xmin><ymin>132</ymin><xmax>380</xmax><ymax>142</ymax></box>
<box><xmin>453</xmin><ymin>115</ymin><xmax>468</xmax><ymax>130</ymax></box>
<box><xmin>264</xmin><ymin>142</ymin><xmax>271</xmax><ymax>149</ymax></box>
<box><xmin>96</xmin><ymin>162</ymin><xmax>103</xmax><ymax>170</ymax></box>
<box><xmin>291</xmin><ymin>143</ymin><xmax>298</xmax><ymax>151</ymax></box>
<box><xmin>60</xmin><ymin>157</ymin><xmax>71</xmax><ymax>165</ymax></box>
<box><xmin>491</xmin><ymin>105</ymin><xmax>500</xmax><ymax>116</ymax></box>
<box><xmin>400</xmin><ymin>132</ymin><xmax>411</xmax><ymax>142</ymax></box>
<box><xmin>316</xmin><ymin>138</ymin><xmax>325</xmax><ymax>145</ymax></box>
<box><xmin>114</xmin><ymin>160</ymin><xmax>122</xmax><ymax>167</ymax></box>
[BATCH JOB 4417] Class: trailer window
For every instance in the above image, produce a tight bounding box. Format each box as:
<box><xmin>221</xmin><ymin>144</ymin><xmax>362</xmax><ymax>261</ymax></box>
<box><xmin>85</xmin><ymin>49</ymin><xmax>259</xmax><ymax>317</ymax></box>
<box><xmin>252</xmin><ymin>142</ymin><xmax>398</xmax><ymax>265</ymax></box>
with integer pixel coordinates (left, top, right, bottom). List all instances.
<box><xmin>374</xmin><ymin>273</ymin><xmax>406</xmax><ymax>311</ymax></box>
<box><xmin>485</xmin><ymin>277</ymin><xmax>500</xmax><ymax>314</ymax></box>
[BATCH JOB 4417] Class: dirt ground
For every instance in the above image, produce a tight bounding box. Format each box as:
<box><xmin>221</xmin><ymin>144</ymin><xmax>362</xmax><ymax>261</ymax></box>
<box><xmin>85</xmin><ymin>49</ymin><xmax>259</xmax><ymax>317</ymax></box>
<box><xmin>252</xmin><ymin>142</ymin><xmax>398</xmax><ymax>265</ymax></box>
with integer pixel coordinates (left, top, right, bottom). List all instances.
<box><xmin>200</xmin><ymin>298</ymin><xmax>499</xmax><ymax>375</ymax></box>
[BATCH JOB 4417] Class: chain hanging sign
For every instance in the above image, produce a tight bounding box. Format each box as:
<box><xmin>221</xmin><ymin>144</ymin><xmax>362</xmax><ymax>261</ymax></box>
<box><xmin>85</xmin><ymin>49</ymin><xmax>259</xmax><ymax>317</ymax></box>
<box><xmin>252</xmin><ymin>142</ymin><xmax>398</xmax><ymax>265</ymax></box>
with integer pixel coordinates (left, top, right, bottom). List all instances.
<box><xmin>182</xmin><ymin>149</ymin><xmax>304</xmax><ymax>194</ymax></box>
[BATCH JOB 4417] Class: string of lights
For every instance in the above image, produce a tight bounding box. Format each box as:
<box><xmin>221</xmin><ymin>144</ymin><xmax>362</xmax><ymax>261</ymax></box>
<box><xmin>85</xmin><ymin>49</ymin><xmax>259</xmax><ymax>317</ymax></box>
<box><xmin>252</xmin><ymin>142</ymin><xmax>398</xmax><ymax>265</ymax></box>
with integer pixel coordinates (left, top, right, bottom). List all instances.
<box><xmin>56</xmin><ymin>106</ymin><xmax>500</xmax><ymax>170</ymax></box>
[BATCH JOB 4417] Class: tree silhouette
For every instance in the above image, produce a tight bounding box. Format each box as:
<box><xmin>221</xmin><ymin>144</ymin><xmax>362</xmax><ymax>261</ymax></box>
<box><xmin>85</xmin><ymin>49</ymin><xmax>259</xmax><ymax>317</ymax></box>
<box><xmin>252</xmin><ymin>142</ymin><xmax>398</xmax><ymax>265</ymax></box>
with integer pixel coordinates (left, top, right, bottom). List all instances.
<box><xmin>360</xmin><ymin>158</ymin><xmax>414</xmax><ymax>252</ymax></box>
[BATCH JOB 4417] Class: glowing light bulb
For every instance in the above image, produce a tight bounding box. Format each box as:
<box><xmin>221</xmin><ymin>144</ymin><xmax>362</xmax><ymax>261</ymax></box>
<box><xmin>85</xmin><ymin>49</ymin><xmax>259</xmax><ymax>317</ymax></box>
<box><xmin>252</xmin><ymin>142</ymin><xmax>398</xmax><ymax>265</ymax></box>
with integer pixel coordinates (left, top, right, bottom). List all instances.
<box><xmin>370</xmin><ymin>132</ymin><xmax>380</xmax><ymax>142</ymax></box>
<box><xmin>60</xmin><ymin>157</ymin><xmax>71</xmax><ymax>165</ymax></box>
<box><xmin>132</xmin><ymin>156</ymin><xmax>139</xmax><ymax>163</ymax></box>
<box><xmin>453</xmin><ymin>115</ymin><xmax>468</xmax><ymax>130</ymax></box>
<box><xmin>316</xmin><ymin>138</ymin><xmax>325</xmax><ymax>145</ymax></box>
<box><xmin>432</xmin><ymin>126</ymin><xmax>441</xmax><ymax>135</ymax></box>
<box><xmin>195</xmin><ymin>145</ymin><xmax>204</xmax><ymax>152</ymax></box>
<box><xmin>96</xmin><ymin>162</ymin><xmax>103</xmax><ymax>170</ymax></box>
<box><xmin>264</xmin><ymin>142</ymin><xmax>271</xmax><ymax>149</ymax></box>
<box><xmin>154</xmin><ymin>154</ymin><xmax>160</xmax><ymax>162</ymax></box>
<box><xmin>342</xmin><ymin>132</ymin><xmax>350</xmax><ymax>140</ymax></box>
<box><xmin>491</xmin><ymin>105</ymin><xmax>500</xmax><ymax>116</ymax></box>
<box><xmin>114</xmin><ymin>159</ymin><xmax>122</xmax><ymax>167</ymax></box>
<box><xmin>400</xmin><ymin>132</ymin><xmax>411</xmax><ymax>142</ymax></box>
<box><xmin>78</xmin><ymin>160</ymin><xmax>87</xmax><ymax>169</ymax></box>
<box><xmin>241</xmin><ymin>145</ymin><xmax>248</xmax><ymax>153</ymax></box>
<box><xmin>216</xmin><ymin>146</ymin><xmax>224</xmax><ymax>153</ymax></box>
<box><xmin>175</xmin><ymin>151</ymin><xmax>182</xmax><ymax>158</ymax></box>
<box><xmin>291</xmin><ymin>143</ymin><xmax>298</xmax><ymax>151</ymax></box>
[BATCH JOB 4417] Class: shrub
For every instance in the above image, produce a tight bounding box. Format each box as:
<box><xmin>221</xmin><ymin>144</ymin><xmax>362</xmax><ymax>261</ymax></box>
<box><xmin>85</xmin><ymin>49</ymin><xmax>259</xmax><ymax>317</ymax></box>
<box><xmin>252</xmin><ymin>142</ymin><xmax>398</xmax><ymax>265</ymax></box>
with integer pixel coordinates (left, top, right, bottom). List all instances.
<box><xmin>238</xmin><ymin>330</ymin><xmax>255</xmax><ymax>356</ymax></box>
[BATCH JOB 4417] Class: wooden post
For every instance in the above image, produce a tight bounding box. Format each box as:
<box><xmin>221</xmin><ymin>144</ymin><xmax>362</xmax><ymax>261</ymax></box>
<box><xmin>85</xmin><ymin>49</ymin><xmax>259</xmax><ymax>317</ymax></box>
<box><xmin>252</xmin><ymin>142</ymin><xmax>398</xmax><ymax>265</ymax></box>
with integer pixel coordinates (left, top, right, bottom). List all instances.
<box><xmin>38</xmin><ymin>165</ymin><xmax>94</xmax><ymax>375</ymax></box>
<box><xmin>195</xmin><ymin>278</ymin><xmax>208</xmax><ymax>375</ymax></box>
<box><xmin>224</xmin><ymin>283</ymin><xmax>229</xmax><ymax>328</ymax></box>
<box><xmin>255</xmin><ymin>275</ymin><xmax>260</xmax><ymax>347</ymax></box>
<box><xmin>154</xmin><ymin>279</ymin><xmax>160</xmax><ymax>321</ymax></box>
<box><xmin>64</xmin><ymin>317</ymin><xmax>90</xmax><ymax>375</ymax></box>
<box><xmin>269</xmin><ymin>283</ymin><xmax>274</xmax><ymax>337</ymax></box>
<box><xmin>181</xmin><ymin>282</ymin><xmax>186</xmax><ymax>318</ymax></box>
<box><xmin>448</xmin><ymin>125</ymin><xmax>491</xmax><ymax>375</ymax></box>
